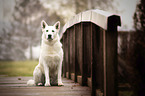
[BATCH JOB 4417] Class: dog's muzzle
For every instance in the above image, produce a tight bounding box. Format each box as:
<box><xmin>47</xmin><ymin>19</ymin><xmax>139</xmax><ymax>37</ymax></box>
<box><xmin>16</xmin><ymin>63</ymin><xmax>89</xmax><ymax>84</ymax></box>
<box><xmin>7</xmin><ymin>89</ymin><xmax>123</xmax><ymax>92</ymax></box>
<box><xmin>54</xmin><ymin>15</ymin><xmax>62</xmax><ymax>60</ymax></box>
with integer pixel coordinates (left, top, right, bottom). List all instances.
<box><xmin>47</xmin><ymin>35</ymin><xmax>52</xmax><ymax>40</ymax></box>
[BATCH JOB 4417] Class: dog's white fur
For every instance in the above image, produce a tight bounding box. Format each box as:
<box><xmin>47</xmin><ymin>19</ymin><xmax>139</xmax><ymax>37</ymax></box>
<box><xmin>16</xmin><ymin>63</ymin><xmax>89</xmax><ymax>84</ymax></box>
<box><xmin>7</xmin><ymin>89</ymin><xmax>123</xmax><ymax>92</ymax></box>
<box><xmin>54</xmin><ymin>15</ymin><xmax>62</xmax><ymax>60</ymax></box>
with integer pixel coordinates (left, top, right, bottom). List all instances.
<box><xmin>27</xmin><ymin>20</ymin><xmax>63</xmax><ymax>86</ymax></box>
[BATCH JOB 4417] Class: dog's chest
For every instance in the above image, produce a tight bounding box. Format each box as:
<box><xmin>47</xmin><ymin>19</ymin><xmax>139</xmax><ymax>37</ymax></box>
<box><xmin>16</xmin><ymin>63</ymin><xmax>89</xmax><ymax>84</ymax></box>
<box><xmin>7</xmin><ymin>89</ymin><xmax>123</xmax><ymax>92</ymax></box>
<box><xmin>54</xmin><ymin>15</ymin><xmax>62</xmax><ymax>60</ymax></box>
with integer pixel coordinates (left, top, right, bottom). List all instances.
<box><xmin>40</xmin><ymin>43</ymin><xmax>62</xmax><ymax>65</ymax></box>
<box><xmin>42</xmin><ymin>44</ymin><xmax>62</xmax><ymax>55</ymax></box>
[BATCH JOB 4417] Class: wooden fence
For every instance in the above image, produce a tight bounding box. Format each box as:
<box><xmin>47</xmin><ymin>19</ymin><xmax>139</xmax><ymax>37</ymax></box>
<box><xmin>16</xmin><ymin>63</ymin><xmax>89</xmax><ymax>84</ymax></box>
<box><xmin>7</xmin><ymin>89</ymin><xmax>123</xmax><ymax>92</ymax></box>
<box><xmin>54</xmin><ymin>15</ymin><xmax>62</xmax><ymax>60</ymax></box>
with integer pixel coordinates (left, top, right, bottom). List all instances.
<box><xmin>61</xmin><ymin>9</ymin><xmax>121</xmax><ymax>96</ymax></box>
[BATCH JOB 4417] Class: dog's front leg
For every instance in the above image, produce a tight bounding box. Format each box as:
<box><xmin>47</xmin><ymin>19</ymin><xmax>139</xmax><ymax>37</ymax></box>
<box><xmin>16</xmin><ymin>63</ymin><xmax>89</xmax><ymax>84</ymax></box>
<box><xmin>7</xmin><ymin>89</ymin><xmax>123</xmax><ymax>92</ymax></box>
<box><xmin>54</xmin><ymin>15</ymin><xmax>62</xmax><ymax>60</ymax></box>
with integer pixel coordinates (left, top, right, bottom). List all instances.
<box><xmin>44</xmin><ymin>64</ymin><xmax>51</xmax><ymax>87</ymax></box>
<box><xmin>58</xmin><ymin>64</ymin><xmax>64</xmax><ymax>86</ymax></box>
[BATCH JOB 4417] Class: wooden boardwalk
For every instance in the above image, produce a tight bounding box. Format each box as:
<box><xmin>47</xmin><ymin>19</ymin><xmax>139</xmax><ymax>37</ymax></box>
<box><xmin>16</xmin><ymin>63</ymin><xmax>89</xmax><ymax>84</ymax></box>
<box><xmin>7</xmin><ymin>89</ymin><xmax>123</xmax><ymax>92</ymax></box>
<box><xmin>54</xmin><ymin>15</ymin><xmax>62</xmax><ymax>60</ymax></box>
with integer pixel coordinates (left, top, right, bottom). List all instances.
<box><xmin>0</xmin><ymin>76</ymin><xmax>91</xmax><ymax>96</ymax></box>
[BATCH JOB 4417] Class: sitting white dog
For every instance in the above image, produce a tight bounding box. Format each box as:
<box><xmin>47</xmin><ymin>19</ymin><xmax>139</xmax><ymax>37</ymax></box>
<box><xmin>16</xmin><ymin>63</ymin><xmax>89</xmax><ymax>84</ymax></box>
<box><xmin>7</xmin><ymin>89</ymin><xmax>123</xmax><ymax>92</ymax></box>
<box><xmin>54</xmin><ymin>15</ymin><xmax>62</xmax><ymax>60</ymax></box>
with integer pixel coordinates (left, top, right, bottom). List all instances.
<box><xmin>27</xmin><ymin>20</ymin><xmax>63</xmax><ymax>86</ymax></box>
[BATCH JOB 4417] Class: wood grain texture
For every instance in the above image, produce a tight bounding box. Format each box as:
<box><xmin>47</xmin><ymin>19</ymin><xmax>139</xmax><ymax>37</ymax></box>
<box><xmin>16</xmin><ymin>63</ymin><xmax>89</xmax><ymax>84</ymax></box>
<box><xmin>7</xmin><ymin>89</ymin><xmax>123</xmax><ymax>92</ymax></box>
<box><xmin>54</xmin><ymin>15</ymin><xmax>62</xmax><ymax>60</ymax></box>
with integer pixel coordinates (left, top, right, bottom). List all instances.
<box><xmin>0</xmin><ymin>76</ymin><xmax>91</xmax><ymax>96</ymax></box>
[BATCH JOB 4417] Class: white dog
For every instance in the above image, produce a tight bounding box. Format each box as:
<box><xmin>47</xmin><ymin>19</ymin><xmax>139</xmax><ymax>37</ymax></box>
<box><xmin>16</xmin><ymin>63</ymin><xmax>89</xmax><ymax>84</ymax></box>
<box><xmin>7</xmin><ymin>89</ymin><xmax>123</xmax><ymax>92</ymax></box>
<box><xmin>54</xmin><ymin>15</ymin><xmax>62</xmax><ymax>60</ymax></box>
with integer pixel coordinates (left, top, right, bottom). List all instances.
<box><xmin>27</xmin><ymin>20</ymin><xmax>63</xmax><ymax>86</ymax></box>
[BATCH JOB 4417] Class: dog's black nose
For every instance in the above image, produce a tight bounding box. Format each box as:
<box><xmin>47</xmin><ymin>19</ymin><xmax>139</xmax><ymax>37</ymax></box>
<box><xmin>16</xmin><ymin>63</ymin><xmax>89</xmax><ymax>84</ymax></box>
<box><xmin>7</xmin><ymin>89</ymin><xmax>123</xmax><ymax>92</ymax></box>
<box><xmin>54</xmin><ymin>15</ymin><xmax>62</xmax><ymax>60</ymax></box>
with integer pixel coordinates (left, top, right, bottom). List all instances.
<box><xmin>48</xmin><ymin>35</ymin><xmax>52</xmax><ymax>39</ymax></box>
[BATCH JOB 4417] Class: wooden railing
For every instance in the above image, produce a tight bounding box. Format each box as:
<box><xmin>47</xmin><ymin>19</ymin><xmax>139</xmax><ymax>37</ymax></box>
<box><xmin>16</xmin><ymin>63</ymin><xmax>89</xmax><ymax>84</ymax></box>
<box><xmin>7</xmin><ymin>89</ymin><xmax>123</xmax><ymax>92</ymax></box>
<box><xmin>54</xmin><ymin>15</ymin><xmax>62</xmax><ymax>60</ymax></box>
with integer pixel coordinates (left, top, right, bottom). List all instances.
<box><xmin>61</xmin><ymin>9</ymin><xmax>121</xmax><ymax>96</ymax></box>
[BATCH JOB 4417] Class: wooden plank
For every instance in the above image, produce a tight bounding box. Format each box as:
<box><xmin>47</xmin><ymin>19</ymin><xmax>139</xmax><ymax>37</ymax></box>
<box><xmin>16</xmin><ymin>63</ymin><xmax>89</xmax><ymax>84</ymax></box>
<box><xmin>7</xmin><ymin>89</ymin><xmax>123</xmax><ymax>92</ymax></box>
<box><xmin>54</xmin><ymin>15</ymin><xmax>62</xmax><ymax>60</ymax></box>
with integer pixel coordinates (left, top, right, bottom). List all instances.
<box><xmin>77</xmin><ymin>76</ymin><xmax>82</xmax><ymax>85</ymax></box>
<box><xmin>0</xmin><ymin>76</ymin><xmax>91</xmax><ymax>96</ymax></box>
<box><xmin>66</xmin><ymin>72</ymin><xmax>69</xmax><ymax>79</ymax></box>
<box><xmin>69</xmin><ymin>26</ymin><xmax>76</xmax><ymax>80</ymax></box>
<box><xmin>67</xmin><ymin>29</ymin><xmax>71</xmax><ymax>79</ymax></box>
<box><xmin>87</xmin><ymin>78</ymin><xmax>92</xmax><ymax>88</ymax></box>
<box><xmin>75</xmin><ymin>23</ymin><xmax>83</xmax><ymax>82</ymax></box>
<box><xmin>0</xmin><ymin>88</ymin><xmax>91</xmax><ymax>96</ymax></box>
<box><xmin>64</xmin><ymin>30</ymin><xmax>70</xmax><ymax>79</ymax></box>
<box><xmin>82</xmin><ymin>10</ymin><xmax>92</xmax><ymax>22</ymax></box>
<box><xmin>105</xmin><ymin>16</ymin><xmax>118</xmax><ymax>96</ymax></box>
<box><xmin>69</xmin><ymin>27</ymin><xmax>74</xmax><ymax>76</ymax></box>
<box><xmin>96</xmin><ymin>89</ymin><xmax>103</xmax><ymax>96</ymax></box>
<box><xmin>63</xmin><ymin>33</ymin><xmax>67</xmax><ymax>77</ymax></box>
<box><xmin>71</xmin><ymin>73</ymin><xmax>75</xmax><ymax>81</ymax></box>
<box><xmin>82</xmin><ymin>22</ymin><xmax>92</xmax><ymax>86</ymax></box>
<box><xmin>0</xmin><ymin>77</ymin><xmax>32</xmax><ymax>81</ymax></box>
<box><xmin>72</xmin><ymin>25</ymin><xmax>76</xmax><ymax>81</ymax></box>
<box><xmin>92</xmin><ymin>24</ymin><xmax>104</xmax><ymax>96</ymax></box>
<box><xmin>61</xmin><ymin>9</ymin><xmax>121</xmax><ymax>34</ymax></box>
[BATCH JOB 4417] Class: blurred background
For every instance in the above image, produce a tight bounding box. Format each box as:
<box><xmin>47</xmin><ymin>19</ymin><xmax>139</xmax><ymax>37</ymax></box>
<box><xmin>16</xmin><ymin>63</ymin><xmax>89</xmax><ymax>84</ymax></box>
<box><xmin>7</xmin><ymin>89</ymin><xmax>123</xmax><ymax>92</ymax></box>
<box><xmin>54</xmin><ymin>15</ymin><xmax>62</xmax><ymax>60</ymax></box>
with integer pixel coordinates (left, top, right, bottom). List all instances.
<box><xmin>0</xmin><ymin>0</ymin><xmax>138</xmax><ymax>61</ymax></box>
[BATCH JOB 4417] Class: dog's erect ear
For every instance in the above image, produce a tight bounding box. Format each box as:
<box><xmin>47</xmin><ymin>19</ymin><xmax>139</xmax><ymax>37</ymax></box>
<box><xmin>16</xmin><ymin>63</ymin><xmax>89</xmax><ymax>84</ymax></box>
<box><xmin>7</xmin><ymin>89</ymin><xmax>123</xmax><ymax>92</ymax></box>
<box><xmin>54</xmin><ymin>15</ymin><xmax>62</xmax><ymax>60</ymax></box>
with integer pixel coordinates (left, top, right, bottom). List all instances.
<box><xmin>54</xmin><ymin>21</ymin><xmax>60</xmax><ymax>30</ymax></box>
<box><xmin>41</xmin><ymin>20</ymin><xmax>47</xmax><ymax>29</ymax></box>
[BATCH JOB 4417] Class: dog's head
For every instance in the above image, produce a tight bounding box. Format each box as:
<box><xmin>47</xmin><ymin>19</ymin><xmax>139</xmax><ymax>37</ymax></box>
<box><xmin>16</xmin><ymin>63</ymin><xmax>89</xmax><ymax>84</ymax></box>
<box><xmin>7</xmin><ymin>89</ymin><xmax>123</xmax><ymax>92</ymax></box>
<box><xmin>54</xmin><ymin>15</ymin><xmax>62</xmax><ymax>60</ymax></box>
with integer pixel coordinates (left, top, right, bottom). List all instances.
<box><xmin>41</xmin><ymin>20</ymin><xmax>60</xmax><ymax>41</ymax></box>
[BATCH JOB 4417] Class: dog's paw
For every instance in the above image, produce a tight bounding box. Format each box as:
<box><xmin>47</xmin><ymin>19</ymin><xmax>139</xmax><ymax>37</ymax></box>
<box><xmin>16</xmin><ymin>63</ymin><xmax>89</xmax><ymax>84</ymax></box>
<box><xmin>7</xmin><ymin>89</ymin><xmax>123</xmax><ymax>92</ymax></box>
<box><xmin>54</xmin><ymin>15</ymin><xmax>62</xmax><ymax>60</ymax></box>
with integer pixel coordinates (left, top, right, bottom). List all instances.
<box><xmin>45</xmin><ymin>83</ymin><xmax>51</xmax><ymax>87</ymax></box>
<box><xmin>58</xmin><ymin>82</ymin><xmax>64</xmax><ymax>86</ymax></box>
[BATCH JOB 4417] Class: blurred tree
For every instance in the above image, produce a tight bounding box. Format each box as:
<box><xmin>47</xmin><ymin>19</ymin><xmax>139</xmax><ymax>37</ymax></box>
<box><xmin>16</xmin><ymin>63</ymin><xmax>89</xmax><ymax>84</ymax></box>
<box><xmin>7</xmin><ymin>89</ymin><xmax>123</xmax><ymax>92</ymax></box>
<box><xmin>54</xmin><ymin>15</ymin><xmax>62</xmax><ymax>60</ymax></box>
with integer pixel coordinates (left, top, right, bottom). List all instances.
<box><xmin>40</xmin><ymin>0</ymin><xmax>76</xmax><ymax>24</ymax></box>
<box><xmin>126</xmin><ymin>0</ymin><xmax>145</xmax><ymax>96</ymax></box>
<box><xmin>12</xmin><ymin>0</ymin><xmax>45</xmax><ymax>60</ymax></box>
<box><xmin>75</xmin><ymin>0</ymin><xmax>114</xmax><ymax>14</ymax></box>
<box><xmin>134</xmin><ymin>0</ymin><xmax>145</xmax><ymax>31</ymax></box>
<box><xmin>41</xmin><ymin>0</ymin><xmax>114</xmax><ymax>23</ymax></box>
<box><xmin>0</xmin><ymin>0</ymin><xmax>47</xmax><ymax>60</ymax></box>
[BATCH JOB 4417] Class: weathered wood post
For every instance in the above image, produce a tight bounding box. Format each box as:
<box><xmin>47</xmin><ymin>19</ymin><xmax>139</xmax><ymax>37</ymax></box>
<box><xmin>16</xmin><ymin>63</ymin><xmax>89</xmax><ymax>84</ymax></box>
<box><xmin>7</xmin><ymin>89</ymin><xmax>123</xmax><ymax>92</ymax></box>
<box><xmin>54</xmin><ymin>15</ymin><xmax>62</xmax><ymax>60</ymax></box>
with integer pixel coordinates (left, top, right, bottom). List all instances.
<box><xmin>63</xmin><ymin>31</ymin><xmax>68</xmax><ymax>78</ymax></box>
<box><xmin>74</xmin><ymin>23</ymin><xmax>82</xmax><ymax>82</ymax></box>
<box><xmin>92</xmin><ymin>24</ymin><xmax>104</xmax><ymax>96</ymax></box>
<box><xmin>82</xmin><ymin>22</ymin><xmax>92</xmax><ymax>86</ymax></box>
<box><xmin>105</xmin><ymin>15</ymin><xmax>121</xmax><ymax>96</ymax></box>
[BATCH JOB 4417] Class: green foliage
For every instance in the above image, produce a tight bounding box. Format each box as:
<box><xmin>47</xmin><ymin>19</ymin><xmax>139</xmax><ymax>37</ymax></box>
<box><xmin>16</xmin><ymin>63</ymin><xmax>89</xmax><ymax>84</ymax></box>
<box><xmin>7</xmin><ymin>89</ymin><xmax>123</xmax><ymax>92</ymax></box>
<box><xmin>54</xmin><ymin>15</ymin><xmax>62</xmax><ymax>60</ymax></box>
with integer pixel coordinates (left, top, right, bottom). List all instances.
<box><xmin>0</xmin><ymin>61</ymin><xmax>38</xmax><ymax>76</ymax></box>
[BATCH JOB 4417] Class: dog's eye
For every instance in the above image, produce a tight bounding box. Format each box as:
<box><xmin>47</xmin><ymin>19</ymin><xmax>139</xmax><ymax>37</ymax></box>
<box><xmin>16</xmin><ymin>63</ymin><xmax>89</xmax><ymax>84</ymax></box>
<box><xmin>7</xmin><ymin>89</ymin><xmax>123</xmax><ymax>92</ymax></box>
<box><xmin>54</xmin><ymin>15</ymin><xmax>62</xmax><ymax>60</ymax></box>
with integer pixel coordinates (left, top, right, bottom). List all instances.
<box><xmin>46</xmin><ymin>30</ymin><xmax>48</xmax><ymax>32</ymax></box>
<box><xmin>52</xmin><ymin>30</ymin><xmax>54</xmax><ymax>32</ymax></box>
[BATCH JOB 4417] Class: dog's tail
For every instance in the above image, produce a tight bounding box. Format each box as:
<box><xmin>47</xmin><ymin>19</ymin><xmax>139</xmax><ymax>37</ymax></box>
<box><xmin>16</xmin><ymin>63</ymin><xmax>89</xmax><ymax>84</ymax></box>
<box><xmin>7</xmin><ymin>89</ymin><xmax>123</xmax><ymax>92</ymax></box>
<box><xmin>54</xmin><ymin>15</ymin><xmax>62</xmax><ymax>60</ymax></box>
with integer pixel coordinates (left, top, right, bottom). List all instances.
<box><xmin>27</xmin><ymin>79</ymin><xmax>35</xmax><ymax>86</ymax></box>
